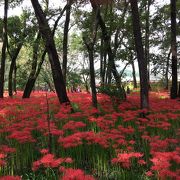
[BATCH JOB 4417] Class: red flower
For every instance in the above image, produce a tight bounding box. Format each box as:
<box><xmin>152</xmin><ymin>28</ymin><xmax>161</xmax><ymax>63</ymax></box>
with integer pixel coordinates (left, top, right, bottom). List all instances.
<box><xmin>60</xmin><ymin>168</ymin><xmax>95</xmax><ymax>180</ymax></box>
<box><xmin>0</xmin><ymin>176</ymin><xmax>21</xmax><ymax>180</ymax></box>
<box><xmin>145</xmin><ymin>171</ymin><xmax>153</xmax><ymax>177</ymax></box>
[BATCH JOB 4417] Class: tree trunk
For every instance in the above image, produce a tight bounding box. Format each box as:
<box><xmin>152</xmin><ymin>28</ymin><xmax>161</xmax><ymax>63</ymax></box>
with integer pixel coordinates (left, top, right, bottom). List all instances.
<box><xmin>62</xmin><ymin>0</ymin><xmax>72</xmax><ymax>85</ymax></box>
<box><xmin>87</xmin><ymin>45</ymin><xmax>98</xmax><ymax>108</ymax></box>
<box><xmin>23</xmin><ymin>32</ymin><xmax>41</xmax><ymax>98</ymax></box>
<box><xmin>30</xmin><ymin>0</ymin><xmax>70</xmax><ymax>104</ymax></box>
<box><xmin>102</xmin><ymin>51</ymin><xmax>107</xmax><ymax>85</ymax></box>
<box><xmin>170</xmin><ymin>0</ymin><xmax>177</xmax><ymax>99</ymax></box>
<box><xmin>131</xmin><ymin>60</ymin><xmax>137</xmax><ymax>88</ymax></box>
<box><xmin>0</xmin><ymin>0</ymin><xmax>8</xmax><ymax>98</ymax></box>
<box><xmin>145</xmin><ymin>0</ymin><xmax>150</xmax><ymax>83</ymax></box>
<box><xmin>8</xmin><ymin>43</ymin><xmax>22</xmax><ymax>97</ymax></box>
<box><xmin>13</xmin><ymin>62</ymin><xmax>17</xmax><ymax>94</ymax></box>
<box><xmin>130</xmin><ymin>0</ymin><xmax>149</xmax><ymax>109</ymax></box>
<box><xmin>100</xmin><ymin>37</ymin><xmax>104</xmax><ymax>85</ymax></box>
<box><xmin>178</xmin><ymin>82</ymin><xmax>180</xmax><ymax>98</ymax></box>
<box><xmin>165</xmin><ymin>49</ymin><xmax>171</xmax><ymax>90</ymax></box>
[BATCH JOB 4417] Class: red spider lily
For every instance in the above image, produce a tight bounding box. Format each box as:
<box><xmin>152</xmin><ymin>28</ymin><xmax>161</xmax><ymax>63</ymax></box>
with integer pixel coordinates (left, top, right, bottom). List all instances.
<box><xmin>150</xmin><ymin>151</ymin><xmax>180</xmax><ymax>179</ymax></box>
<box><xmin>0</xmin><ymin>154</ymin><xmax>6</xmax><ymax>166</ymax></box>
<box><xmin>145</xmin><ymin>171</ymin><xmax>153</xmax><ymax>177</ymax></box>
<box><xmin>112</xmin><ymin>152</ymin><xmax>143</xmax><ymax>169</ymax></box>
<box><xmin>138</xmin><ymin>159</ymin><xmax>146</xmax><ymax>165</ymax></box>
<box><xmin>7</xmin><ymin>130</ymin><xmax>36</xmax><ymax>143</ymax></box>
<box><xmin>0</xmin><ymin>176</ymin><xmax>21</xmax><ymax>180</ymax></box>
<box><xmin>0</xmin><ymin>153</ymin><xmax>6</xmax><ymax>159</ymax></box>
<box><xmin>32</xmin><ymin>153</ymin><xmax>73</xmax><ymax>171</ymax></box>
<box><xmin>60</xmin><ymin>168</ymin><xmax>95</xmax><ymax>180</ymax></box>
<box><xmin>118</xmin><ymin>125</ymin><xmax>135</xmax><ymax>135</ymax></box>
<box><xmin>0</xmin><ymin>160</ymin><xmax>6</xmax><ymax>166</ymax></box>
<box><xmin>58</xmin><ymin>132</ymin><xmax>83</xmax><ymax>148</ymax></box>
<box><xmin>150</xmin><ymin>139</ymin><xmax>169</xmax><ymax>152</ymax></box>
<box><xmin>40</xmin><ymin>149</ymin><xmax>49</xmax><ymax>154</ymax></box>
<box><xmin>63</xmin><ymin>121</ymin><xmax>86</xmax><ymax>131</ymax></box>
<box><xmin>64</xmin><ymin>157</ymin><xmax>73</xmax><ymax>163</ymax></box>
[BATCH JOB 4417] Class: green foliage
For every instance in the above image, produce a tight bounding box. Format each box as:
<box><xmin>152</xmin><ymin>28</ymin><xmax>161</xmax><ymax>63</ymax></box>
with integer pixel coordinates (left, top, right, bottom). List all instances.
<box><xmin>70</xmin><ymin>33</ymin><xmax>83</xmax><ymax>52</ymax></box>
<box><xmin>67</xmin><ymin>71</ymin><xmax>82</xmax><ymax>88</ymax></box>
<box><xmin>97</xmin><ymin>84</ymin><xmax>126</xmax><ymax>102</ymax></box>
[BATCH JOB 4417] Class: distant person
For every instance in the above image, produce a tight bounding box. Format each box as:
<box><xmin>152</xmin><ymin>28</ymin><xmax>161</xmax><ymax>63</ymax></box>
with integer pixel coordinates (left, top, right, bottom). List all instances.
<box><xmin>77</xmin><ymin>85</ymin><xmax>81</xmax><ymax>93</ymax></box>
<box><xmin>127</xmin><ymin>86</ymin><xmax>130</xmax><ymax>94</ymax></box>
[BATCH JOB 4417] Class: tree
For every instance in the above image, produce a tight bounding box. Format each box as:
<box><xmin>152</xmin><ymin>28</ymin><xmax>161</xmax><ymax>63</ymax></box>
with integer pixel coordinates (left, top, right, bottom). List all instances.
<box><xmin>22</xmin><ymin>32</ymin><xmax>42</xmax><ymax>98</ymax></box>
<box><xmin>22</xmin><ymin>3</ymin><xmax>68</xmax><ymax>98</ymax></box>
<box><xmin>30</xmin><ymin>0</ymin><xmax>70</xmax><ymax>104</ymax></box>
<box><xmin>83</xmin><ymin>9</ymin><xmax>98</xmax><ymax>108</ymax></box>
<box><xmin>89</xmin><ymin>0</ymin><xmax>127</xmax><ymax>100</ymax></box>
<box><xmin>170</xmin><ymin>0</ymin><xmax>177</xmax><ymax>99</ymax></box>
<box><xmin>130</xmin><ymin>0</ymin><xmax>149</xmax><ymax>109</ymax></box>
<box><xmin>7</xmin><ymin>15</ymin><xmax>28</xmax><ymax>96</ymax></box>
<box><xmin>144</xmin><ymin>0</ymin><xmax>153</xmax><ymax>84</ymax></box>
<box><xmin>62</xmin><ymin>0</ymin><xmax>72</xmax><ymax>85</ymax></box>
<box><xmin>0</xmin><ymin>0</ymin><xmax>8</xmax><ymax>98</ymax></box>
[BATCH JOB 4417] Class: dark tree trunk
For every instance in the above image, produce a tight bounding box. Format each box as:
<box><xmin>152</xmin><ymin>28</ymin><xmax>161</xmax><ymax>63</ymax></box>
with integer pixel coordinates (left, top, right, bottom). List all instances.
<box><xmin>165</xmin><ymin>49</ymin><xmax>171</xmax><ymax>90</ymax></box>
<box><xmin>100</xmin><ymin>37</ymin><xmax>104</xmax><ymax>85</ymax></box>
<box><xmin>83</xmin><ymin>7</ymin><xmax>98</xmax><ymax>108</ymax></box>
<box><xmin>13</xmin><ymin>62</ymin><xmax>17</xmax><ymax>94</ymax></box>
<box><xmin>145</xmin><ymin>0</ymin><xmax>150</xmax><ymax>83</ymax></box>
<box><xmin>178</xmin><ymin>82</ymin><xmax>180</xmax><ymax>98</ymax></box>
<box><xmin>0</xmin><ymin>0</ymin><xmax>8</xmax><ymax>98</ymax></box>
<box><xmin>88</xmin><ymin>46</ymin><xmax>97</xmax><ymax>108</ymax></box>
<box><xmin>170</xmin><ymin>0</ymin><xmax>177</xmax><ymax>99</ymax></box>
<box><xmin>131</xmin><ymin>60</ymin><xmax>137</xmax><ymax>89</ymax></box>
<box><xmin>23</xmin><ymin>32</ymin><xmax>41</xmax><ymax>98</ymax></box>
<box><xmin>62</xmin><ymin>0</ymin><xmax>71</xmax><ymax>85</ymax></box>
<box><xmin>85</xmin><ymin>83</ymin><xmax>89</xmax><ymax>93</ymax></box>
<box><xmin>130</xmin><ymin>0</ymin><xmax>149</xmax><ymax>109</ymax></box>
<box><xmin>103</xmin><ymin>51</ymin><xmax>107</xmax><ymax>85</ymax></box>
<box><xmin>30</xmin><ymin>0</ymin><xmax>70</xmax><ymax>104</ymax></box>
<box><xmin>8</xmin><ymin>44</ymin><xmax>22</xmax><ymax>97</ymax></box>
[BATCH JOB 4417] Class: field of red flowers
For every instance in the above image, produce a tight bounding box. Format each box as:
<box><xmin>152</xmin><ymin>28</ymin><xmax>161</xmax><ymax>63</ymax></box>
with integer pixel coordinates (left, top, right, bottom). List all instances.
<box><xmin>0</xmin><ymin>91</ymin><xmax>179</xmax><ymax>180</ymax></box>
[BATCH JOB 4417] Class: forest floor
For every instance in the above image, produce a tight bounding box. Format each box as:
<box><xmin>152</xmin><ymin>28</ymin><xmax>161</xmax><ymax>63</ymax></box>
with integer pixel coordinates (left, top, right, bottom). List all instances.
<box><xmin>0</xmin><ymin>91</ymin><xmax>179</xmax><ymax>180</ymax></box>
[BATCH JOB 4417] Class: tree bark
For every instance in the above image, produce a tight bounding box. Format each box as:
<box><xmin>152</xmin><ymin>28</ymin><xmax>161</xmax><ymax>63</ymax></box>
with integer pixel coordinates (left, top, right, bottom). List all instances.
<box><xmin>0</xmin><ymin>0</ymin><xmax>8</xmax><ymax>98</ymax></box>
<box><xmin>30</xmin><ymin>0</ymin><xmax>70</xmax><ymax>104</ymax></box>
<box><xmin>170</xmin><ymin>0</ymin><xmax>177</xmax><ymax>99</ymax></box>
<box><xmin>131</xmin><ymin>60</ymin><xmax>137</xmax><ymax>89</ymax></box>
<box><xmin>13</xmin><ymin>62</ymin><xmax>17</xmax><ymax>94</ymax></box>
<box><xmin>145</xmin><ymin>0</ymin><xmax>150</xmax><ymax>83</ymax></box>
<box><xmin>82</xmin><ymin>7</ymin><xmax>98</xmax><ymax>108</ymax></box>
<box><xmin>23</xmin><ymin>32</ymin><xmax>41</xmax><ymax>98</ymax></box>
<box><xmin>88</xmin><ymin>45</ymin><xmax>98</xmax><ymax>108</ymax></box>
<box><xmin>100</xmin><ymin>37</ymin><xmax>104</xmax><ymax>85</ymax></box>
<box><xmin>62</xmin><ymin>0</ymin><xmax>72</xmax><ymax>85</ymax></box>
<box><xmin>130</xmin><ymin>0</ymin><xmax>149</xmax><ymax>109</ymax></box>
<box><xmin>165</xmin><ymin>49</ymin><xmax>171</xmax><ymax>90</ymax></box>
<box><xmin>8</xmin><ymin>43</ymin><xmax>23</xmax><ymax>97</ymax></box>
